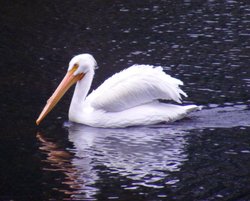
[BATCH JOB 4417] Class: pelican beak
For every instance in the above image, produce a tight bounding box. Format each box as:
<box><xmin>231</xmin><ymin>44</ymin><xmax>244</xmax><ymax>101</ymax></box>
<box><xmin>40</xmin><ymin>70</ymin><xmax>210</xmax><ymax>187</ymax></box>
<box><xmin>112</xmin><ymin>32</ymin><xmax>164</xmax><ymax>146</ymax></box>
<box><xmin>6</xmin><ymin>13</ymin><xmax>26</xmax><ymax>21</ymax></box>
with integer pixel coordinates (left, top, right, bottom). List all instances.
<box><xmin>36</xmin><ymin>67</ymin><xmax>84</xmax><ymax>125</ymax></box>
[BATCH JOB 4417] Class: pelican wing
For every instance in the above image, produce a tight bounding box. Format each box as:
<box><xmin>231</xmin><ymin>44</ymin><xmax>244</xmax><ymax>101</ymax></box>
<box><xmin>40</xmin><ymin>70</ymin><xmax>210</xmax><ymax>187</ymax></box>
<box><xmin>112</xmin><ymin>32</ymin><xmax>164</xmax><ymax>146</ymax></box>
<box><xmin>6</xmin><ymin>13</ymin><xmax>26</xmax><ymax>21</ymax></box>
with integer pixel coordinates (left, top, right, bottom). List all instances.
<box><xmin>86</xmin><ymin>65</ymin><xmax>187</xmax><ymax>112</ymax></box>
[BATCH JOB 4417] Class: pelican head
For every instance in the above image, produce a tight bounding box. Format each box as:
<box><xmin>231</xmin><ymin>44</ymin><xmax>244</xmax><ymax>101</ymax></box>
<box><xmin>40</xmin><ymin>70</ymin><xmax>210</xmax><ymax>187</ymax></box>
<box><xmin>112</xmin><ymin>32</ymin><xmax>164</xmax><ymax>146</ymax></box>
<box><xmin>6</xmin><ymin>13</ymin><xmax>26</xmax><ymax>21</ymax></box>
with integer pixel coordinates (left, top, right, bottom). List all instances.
<box><xmin>68</xmin><ymin>53</ymin><xmax>97</xmax><ymax>74</ymax></box>
<box><xmin>36</xmin><ymin>54</ymin><xmax>97</xmax><ymax>125</ymax></box>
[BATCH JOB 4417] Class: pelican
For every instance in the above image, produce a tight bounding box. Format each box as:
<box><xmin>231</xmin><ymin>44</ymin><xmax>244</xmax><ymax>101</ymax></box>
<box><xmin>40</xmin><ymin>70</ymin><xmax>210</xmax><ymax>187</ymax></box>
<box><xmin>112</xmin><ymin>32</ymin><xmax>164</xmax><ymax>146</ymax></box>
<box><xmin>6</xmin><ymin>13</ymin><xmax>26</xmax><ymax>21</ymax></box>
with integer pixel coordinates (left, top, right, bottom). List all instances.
<box><xmin>36</xmin><ymin>54</ymin><xmax>201</xmax><ymax>128</ymax></box>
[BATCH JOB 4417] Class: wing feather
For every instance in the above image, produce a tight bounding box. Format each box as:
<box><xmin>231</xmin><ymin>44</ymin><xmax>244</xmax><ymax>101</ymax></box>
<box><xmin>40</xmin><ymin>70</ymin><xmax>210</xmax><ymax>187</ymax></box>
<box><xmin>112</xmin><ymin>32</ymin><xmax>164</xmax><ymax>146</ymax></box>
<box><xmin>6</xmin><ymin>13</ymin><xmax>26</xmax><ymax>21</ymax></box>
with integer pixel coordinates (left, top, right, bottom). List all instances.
<box><xmin>86</xmin><ymin>65</ymin><xmax>187</xmax><ymax>112</ymax></box>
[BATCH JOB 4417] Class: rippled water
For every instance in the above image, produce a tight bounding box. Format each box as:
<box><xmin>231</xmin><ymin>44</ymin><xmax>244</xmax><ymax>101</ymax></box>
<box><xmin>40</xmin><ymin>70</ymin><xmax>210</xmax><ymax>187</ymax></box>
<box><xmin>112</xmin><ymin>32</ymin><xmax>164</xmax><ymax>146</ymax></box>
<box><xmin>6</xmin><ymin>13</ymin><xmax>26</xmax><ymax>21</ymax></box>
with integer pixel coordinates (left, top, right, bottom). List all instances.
<box><xmin>1</xmin><ymin>0</ymin><xmax>250</xmax><ymax>200</ymax></box>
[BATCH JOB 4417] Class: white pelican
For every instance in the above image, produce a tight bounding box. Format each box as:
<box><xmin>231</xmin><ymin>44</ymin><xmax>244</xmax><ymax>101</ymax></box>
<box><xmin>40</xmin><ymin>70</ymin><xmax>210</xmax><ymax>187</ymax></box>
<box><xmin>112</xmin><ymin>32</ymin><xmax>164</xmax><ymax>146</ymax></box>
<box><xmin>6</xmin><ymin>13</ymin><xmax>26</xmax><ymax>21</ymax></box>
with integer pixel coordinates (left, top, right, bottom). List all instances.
<box><xmin>36</xmin><ymin>54</ymin><xmax>201</xmax><ymax>128</ymax></box>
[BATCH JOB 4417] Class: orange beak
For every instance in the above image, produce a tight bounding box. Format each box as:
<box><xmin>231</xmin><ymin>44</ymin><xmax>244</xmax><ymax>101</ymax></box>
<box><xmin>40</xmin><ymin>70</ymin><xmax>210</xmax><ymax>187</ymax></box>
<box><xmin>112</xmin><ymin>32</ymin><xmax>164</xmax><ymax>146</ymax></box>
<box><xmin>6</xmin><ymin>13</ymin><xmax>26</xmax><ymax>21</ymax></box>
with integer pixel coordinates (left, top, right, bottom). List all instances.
<box><xmin>36</xmin><ymin>67</ymin><xmax>84</xmax><ymax>125</ymax></box>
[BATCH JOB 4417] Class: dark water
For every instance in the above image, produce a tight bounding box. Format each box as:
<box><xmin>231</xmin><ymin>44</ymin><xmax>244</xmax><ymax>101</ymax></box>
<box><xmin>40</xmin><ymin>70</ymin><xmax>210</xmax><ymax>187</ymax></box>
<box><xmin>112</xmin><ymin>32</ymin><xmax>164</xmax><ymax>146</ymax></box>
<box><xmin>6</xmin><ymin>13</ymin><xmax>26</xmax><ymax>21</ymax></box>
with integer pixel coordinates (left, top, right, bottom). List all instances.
<box><xmin>1</xmin><ymin>0</ymin><xmax>250</xmax><ymax>200</ymax></box>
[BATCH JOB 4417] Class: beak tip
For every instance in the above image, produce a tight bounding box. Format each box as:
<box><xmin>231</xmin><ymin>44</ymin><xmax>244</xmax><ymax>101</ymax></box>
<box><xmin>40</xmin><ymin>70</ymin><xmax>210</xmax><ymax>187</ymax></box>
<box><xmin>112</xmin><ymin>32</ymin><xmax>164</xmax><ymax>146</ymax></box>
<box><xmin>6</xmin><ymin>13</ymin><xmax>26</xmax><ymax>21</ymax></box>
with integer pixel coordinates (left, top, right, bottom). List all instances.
<box><xmin>36</xmin><ymin>119</ymin><xmax>40</xmax><ymax>126</ymax></box>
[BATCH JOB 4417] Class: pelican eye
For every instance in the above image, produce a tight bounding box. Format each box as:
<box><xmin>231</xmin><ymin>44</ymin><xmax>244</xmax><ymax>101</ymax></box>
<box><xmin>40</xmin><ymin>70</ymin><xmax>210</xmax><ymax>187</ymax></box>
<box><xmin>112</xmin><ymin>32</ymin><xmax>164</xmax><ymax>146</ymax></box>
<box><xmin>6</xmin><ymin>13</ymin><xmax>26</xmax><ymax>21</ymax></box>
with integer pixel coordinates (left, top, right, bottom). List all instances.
<box><xmin>72</xmin><ymin>63</ymin><xmax>79</xmax><ymax>71</ymax></box>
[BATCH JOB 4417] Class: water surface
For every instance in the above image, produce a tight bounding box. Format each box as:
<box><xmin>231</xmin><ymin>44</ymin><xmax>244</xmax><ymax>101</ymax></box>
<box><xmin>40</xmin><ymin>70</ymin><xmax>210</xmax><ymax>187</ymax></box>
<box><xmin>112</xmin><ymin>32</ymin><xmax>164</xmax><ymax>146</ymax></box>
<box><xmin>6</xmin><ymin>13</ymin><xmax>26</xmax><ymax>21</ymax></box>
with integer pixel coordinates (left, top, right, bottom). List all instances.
<box><xmin>0</xmin><ymin>0</ymin><xmax>250</xmax><ymax>200</ymax></box>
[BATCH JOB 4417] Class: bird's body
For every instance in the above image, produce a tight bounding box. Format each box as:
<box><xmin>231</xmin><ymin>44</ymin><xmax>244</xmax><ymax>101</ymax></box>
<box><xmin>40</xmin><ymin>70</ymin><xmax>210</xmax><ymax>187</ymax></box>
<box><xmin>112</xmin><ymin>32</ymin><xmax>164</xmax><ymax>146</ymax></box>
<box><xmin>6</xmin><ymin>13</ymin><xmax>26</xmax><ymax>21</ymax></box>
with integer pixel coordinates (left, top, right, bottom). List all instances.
<box><xmin>36</xmin><ymin>54</ymin><xmax>201</xmax><ymax>128</ymax></box>
<box><xmin>70</xmin><ymin>101</ymin><xmax>199</xmax><ymax>128</ymax></box>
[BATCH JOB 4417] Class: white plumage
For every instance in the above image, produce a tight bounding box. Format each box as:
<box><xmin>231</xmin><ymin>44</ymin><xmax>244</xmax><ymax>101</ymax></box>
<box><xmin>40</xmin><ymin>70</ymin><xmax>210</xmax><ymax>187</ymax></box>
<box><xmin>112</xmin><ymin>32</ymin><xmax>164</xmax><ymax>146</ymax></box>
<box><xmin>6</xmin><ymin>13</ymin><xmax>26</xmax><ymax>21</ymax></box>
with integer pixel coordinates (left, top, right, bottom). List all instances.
<box><xmin>86</xmin><ymin>65</ymin><xmax>187</xmax><ymax>112</ymax></box>
<box><xmin>36</xmin><ymin>54</ymin><xmax>201</xmax><ymax>128</ymax></box>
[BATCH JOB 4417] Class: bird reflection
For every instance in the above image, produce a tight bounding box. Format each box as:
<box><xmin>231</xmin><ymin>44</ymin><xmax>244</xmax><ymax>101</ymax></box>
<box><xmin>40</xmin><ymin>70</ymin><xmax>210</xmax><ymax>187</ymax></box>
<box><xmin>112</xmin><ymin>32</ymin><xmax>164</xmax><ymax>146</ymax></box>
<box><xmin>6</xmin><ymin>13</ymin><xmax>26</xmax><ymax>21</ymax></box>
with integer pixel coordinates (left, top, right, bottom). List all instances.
<box><xmin>37</xmin><ymin>132</ymin><xmax>98</xmax><ymax>200</ymax></box>
<box><xmin>37</xmin><ymin>124</ymin><xmax>188</xmax><ymax>200</ymax></box>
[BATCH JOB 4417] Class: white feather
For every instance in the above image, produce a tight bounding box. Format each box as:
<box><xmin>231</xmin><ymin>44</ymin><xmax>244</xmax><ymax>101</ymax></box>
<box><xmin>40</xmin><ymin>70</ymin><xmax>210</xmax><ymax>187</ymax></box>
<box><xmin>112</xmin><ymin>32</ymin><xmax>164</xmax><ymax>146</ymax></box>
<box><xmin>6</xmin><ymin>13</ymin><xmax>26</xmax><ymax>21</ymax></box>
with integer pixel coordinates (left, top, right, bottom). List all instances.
<box><xmin>86</xmin><ymin>65</ymin><xmax>187</xmax><ymax>112</ymax></box>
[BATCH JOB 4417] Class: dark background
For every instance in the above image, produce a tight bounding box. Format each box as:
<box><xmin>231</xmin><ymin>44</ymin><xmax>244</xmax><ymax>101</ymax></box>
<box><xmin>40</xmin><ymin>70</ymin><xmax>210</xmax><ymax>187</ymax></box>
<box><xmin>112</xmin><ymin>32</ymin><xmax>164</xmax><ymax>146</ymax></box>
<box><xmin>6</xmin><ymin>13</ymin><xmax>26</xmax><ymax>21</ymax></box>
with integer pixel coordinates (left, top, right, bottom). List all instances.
<box><xmin>0</xmin><ymin>0</ymin><xmax>250</xmax><ymax>200</ymax></box>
